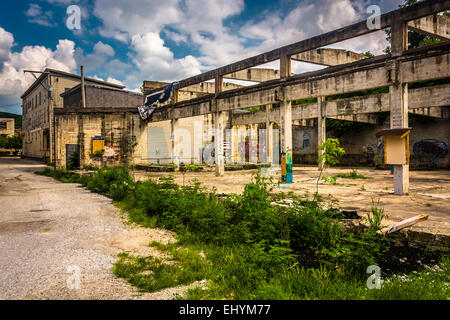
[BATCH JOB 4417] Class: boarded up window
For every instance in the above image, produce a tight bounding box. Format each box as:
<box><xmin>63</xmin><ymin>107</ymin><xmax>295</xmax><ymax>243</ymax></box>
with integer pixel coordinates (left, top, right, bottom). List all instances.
<box><xmin>148</xmin><ymin>125</ymin><xmax>171</xmax><ymax>163</ymax></box>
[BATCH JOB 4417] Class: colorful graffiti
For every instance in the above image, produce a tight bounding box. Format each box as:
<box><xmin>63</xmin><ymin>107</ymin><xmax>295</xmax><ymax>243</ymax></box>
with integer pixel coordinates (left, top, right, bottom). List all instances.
<box><xmin>413</xmin><ymin>139</ymin><xmax>449</xmax><ymax>165</ymax></box>
<box><xmin>281</xmin><ymin>151</ymin><xmax>293</xmax><ymax>184</ymax></box>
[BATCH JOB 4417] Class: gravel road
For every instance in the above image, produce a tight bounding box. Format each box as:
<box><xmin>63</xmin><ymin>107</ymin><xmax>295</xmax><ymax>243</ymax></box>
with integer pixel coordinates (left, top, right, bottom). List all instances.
<box><xmin>0</xmin><ymin>157</ymin><xmax>180</xmax><ymax>300</ymax></box>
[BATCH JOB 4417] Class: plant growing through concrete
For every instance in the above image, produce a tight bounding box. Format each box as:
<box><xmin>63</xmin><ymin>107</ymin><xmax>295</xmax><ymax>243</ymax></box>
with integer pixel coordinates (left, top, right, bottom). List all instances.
<box><xmin>322</xmin><ymin>176</ymin><xmax>337</xmax><ymax>185</ymax></box>
<box><xmin>316</xmin><ymin>138</ymin><xmax>346</xmax><ymax>195</ymax></box>
<box><xmin>335</xmin><ymin>169</ymin><xmax>369</xmax><ymax>179</ymax></box>
<box><xmin>367</xmin><ymin>199</ymin><xmax>386</xmax><ymax>232</ymax></box>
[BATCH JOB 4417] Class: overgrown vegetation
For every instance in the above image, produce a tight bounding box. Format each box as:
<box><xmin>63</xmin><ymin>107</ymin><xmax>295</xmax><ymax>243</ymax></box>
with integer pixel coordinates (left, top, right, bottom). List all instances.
<box><xmin>36</xmin><ymin>167</ymin><xmax>449</xmax><ymax>299</ymax></box>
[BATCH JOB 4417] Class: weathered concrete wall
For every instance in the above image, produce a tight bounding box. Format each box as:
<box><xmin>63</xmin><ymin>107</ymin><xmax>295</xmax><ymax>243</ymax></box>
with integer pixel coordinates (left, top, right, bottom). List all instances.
<box><xmin>55</xmin><ymin>112</ymin><xmax>145</xmax><ymax>169</ymax></box>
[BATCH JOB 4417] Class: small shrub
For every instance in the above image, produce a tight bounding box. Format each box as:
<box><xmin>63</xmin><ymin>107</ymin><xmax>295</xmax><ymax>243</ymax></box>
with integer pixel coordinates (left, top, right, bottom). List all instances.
<box><xmin>322</xmin><ymin>176</ymin><xmax>337</xmax><ymax>185</ymax></box>
<box><xmin>367</xmin><ymin>199</ymin><xmax>386</xmax><ymax>232</ymax></box>
<box><xmin>86</xmin><ymin>167</ymin><xmax>135</xmax><ymax>201</ymax></box>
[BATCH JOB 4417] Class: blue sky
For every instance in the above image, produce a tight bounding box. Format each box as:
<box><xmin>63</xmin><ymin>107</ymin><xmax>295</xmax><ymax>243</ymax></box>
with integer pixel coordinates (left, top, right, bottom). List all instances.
<box><xmin>0</xmin><ymin>0</ymin><xmax>403</xmax><ymax>114</ymax></box>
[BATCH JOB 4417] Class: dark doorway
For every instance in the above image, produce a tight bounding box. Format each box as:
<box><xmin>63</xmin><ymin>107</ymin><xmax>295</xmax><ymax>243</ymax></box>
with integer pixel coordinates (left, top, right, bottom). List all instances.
<box><xmin>66</xmin><ymin>144</ymin><xmax>80</xmax><ymax>170</ymax></box>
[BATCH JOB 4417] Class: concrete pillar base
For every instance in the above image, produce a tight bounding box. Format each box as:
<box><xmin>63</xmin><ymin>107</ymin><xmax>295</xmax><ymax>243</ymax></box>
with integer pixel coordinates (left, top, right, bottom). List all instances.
<box><xmin>394</xmin><ymin>164</ymin><xmax>409</xmax><ymax>195</ymax></box>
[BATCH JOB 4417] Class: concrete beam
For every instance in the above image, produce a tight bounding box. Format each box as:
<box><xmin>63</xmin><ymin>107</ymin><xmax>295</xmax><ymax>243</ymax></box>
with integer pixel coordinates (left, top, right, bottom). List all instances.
<box><xmin>229</xmin><ymin>84</ymin><xmax>450</xmax><ymax>126</ymax></box>
<box><xmin>148</xmin><ymin>44</ymin><xmax>450</xmax><ymax>122</ymax></box>
<box><xmin>408</xmin><ymin>14</ymin><xmax>450</xmax><ymax>40</ymax></box>
<box><xmin>291</xmin><ymin>48</ymin><xmax>367</xmax><ymax>66</ymax></box>
<box><xmin>224</xmin><ymin>68</ymin><xmax>280</xmax><ymax>82</ymax></box>
<box><xmin>410</xmin><ymin>106</ymin><xmax>450</xmax><ymax>119</ymax></box>
<box><xmin>328</xmin><ymin>114</ymin><xmax>378</xmax><ymax>124</ymax></box>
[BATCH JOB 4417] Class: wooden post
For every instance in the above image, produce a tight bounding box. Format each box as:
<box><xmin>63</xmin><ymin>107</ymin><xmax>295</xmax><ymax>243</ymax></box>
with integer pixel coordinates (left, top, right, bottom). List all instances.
<box><xmin>317</xmin><ymin>96</ymin><xmax>326</xmax><ymax>170</ymax></box>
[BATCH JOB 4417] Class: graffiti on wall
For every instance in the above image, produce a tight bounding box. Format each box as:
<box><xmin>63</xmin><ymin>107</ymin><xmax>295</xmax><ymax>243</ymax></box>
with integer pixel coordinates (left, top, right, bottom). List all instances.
<box><xmin>363</xmin><ymin>141</ymin><xmax>384</xmax><ymax>156</ymax></box>
<box><xmin>302</xmin><ymin>131</ymin><xmax>311</xmax><ymax>149</ymax></box>
<box><xmin>413</xmin><ymin>139</ymin><xmax>449</xmax><ymax>165</ymax></box>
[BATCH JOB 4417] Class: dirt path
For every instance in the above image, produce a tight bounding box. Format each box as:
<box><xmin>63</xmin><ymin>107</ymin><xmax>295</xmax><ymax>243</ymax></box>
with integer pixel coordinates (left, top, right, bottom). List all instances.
<box><xmin>0</xmin><ymin>157</ymin><xmax>179</xmax><ymax>300</ymax></box>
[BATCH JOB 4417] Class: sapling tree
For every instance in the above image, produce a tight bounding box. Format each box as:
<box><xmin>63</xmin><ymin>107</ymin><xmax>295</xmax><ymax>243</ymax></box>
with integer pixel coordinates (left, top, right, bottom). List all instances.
<box><xmin>316</xmin><ymin>138</ymin><xmax>346</xmax><ymax>195</ymax></box>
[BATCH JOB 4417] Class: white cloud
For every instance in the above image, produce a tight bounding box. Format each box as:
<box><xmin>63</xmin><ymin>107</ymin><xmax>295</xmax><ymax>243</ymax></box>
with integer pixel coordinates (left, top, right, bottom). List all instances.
<box><xmin>105</xmin><ymin>59</ymin><xmax>130</xmax><ymax>77</ymax></box>
<box><xmin>0</xmin><ymin>27</ymin><xmax>14</xmax><ymax>72</ymax></box>
<box><xmin>240</xmin><ymin>0</ymin><xmax>390</xmax><ymax>56</ymax></box>
<box><xmin>94</xmin><ymin>0</ymin><xmax>182</xmax><ymax>42</ymax></box>
<box><xmin>25</xmin><ymin>4</ymin><xmax>57</xmax><ymax>27</ymax></box>
<box><xmin>105</xmin><ymin>77</ymin><xmax>124</xmax><ymax>86</ymax></box>
<box><xmin>125</xmin><ymin>32</ymin><xmax>202</xmax><ymax>84</ymax></box>
<box><xmin>0</xmin><ymin>27</ymin><xmax>76</xmax><ymax>112</ymax></box>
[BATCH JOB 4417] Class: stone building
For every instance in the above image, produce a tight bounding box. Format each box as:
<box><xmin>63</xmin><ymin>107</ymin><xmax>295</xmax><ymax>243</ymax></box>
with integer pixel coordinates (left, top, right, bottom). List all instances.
<box><xmin>54</xmin><ymin>84</ymin><xmax>144</xmax><ymax>169</ymax></box>
<box><xmin>0</xmin><ymin>118</ymin><xmax>14</xmax><ymax>137</ymax></box>
<box><xmin>21</xmin><ymin>68</ymin><xmax>125</xmax><ymax>162</ymax></box>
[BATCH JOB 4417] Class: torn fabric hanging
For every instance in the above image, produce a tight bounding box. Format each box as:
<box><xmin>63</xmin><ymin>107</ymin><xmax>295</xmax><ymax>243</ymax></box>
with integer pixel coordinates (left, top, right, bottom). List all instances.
<box><xmin>138</xmin><ymin>82</ymin><xmax>179</xmax><ymax>120</ymax></box>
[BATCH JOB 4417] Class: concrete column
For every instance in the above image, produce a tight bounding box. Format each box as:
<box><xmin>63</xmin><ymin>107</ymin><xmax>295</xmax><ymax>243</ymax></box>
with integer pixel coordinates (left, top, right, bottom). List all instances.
<box><xmin>391</xmin><ymin>18</ymin><xmax>408</xmax><ymax>57</ymax></box>
<box><xmin>279</xmin><ymin>52</ymin><xmax>292</xmax><ymax>154</ymax></box>
<box><xmin>390</xmin><ymin>18</ymin><xmax>409</xmax><ymax>195</ymax></box>
<box><xmin>390</xmin><ymin>81</ymin><xmax>409</xmax><ymax>195</ymax></box>
<box><xmin>171</xmin><ymin>114</ymin><xmax>178</xmax><ymax>166</ymax></box>
<box><xmin>265</xmin><ymin>104</ymin><xmax>273</xmax><ymax>165</ymax></box>
<box><xmin>317</xmin><ymin>96</ymin><xmax>326</xmax><ymax>170</ymax></box>
<box><xmin>214</xmin><ymin>110</ymin><xmax>224</xmax><ymax>176</ymax></box>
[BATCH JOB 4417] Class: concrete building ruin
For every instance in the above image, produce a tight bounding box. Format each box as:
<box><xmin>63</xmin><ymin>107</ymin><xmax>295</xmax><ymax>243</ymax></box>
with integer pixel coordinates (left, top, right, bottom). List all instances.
<box><xmin>41</xmin><ymin>0</ymin><xmax>450</xmax><ymax>196</ymax></box>
<box><xmin>137</xmin><ymin>0</ymin><xmax>450</xmax><ymax>195</ymax></box>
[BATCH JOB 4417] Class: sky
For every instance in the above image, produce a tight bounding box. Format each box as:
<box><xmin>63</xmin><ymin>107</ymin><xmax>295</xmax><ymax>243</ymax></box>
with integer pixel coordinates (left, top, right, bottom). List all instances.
<box><xmin>0</xmin><ymin>0</ymin><xmax>404</xmax><ymax>115</ymax></box>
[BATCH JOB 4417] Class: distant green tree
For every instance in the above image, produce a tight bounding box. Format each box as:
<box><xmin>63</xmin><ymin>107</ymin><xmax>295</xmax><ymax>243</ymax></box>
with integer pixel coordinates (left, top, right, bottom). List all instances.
<box><xmin>362</xmin><ymin>51</ymin><xmax>374</xmax><ymax>58</ymax></box>
<box><xmin>7</xmin><ymin>134</ymin><xmax>22</xmax><ymax>151</ymax></box>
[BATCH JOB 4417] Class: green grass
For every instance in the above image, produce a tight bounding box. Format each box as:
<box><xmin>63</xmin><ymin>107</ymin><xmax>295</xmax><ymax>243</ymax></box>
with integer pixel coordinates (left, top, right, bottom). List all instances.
<box><xmin>115</xmin><ymin>241</ymin><xmax>450</xmax><ymax>300</ymax></box>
